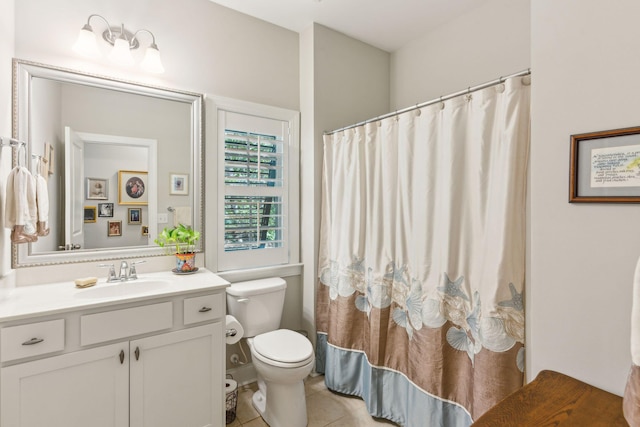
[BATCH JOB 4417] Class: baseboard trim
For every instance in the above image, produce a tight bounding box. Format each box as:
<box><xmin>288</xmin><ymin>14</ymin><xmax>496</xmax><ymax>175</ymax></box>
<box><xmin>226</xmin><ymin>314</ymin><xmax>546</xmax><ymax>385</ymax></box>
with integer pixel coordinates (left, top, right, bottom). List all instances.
<box><xmin>226</xmin><ymin>363</ymin><xmax>257</xmax><ymax>386</ymax></box>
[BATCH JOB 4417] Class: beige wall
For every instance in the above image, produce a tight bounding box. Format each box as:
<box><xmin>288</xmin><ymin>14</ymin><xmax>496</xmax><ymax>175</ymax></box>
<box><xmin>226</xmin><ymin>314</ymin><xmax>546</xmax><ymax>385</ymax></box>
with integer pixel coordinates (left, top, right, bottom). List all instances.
<box><xmin>13</xmin><ymin>0</ymin><xmax>299</xmax><ymax>110</ymax></box>
<box><xmin>530</xmin><ymin>0</ymin><xmax>640</xmax><ymax>395</ymax></box>
<box><xmin>299</xmin><ymin>23</ymin><xmax>390</xmax><ymax>344</ymax></box>
<box><xmin>0</xmin><ymin>0</ymin><xmax>15</xmax><ymax>279</ymax></box>
<box><xmin>391</xmin><ymin>0</ymin><xmax>531</xmax><ymax>109</ymax></box>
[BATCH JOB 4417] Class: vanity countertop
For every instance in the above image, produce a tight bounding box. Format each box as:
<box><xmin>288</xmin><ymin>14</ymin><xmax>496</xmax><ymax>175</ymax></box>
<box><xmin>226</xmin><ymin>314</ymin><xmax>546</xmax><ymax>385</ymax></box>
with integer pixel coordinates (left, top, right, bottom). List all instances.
<box><xmin>0</xmin><ymin>268</ymin><xmax>230</xmax><ymax>323</ymax></box>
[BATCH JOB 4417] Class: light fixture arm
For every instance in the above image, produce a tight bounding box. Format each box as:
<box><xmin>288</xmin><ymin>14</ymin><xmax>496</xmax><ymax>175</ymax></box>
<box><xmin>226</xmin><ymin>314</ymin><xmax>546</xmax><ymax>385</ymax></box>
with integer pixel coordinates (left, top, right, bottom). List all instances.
<box><xmin>132</xmin><ymin>29</ymin><xmax>158</xmax><ymax>49</ymax></box>
<box><xmin>84</xmin><ymin>14</ymin><xmax>113</xmax><ymax>40</ymax></box>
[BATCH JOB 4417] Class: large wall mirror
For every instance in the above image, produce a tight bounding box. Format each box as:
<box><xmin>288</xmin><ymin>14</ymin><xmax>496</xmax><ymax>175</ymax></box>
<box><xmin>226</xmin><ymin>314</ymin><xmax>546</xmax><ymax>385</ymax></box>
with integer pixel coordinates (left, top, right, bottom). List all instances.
<box><xmin>12</xmin><ymin>59</ymin><xmax>204</xmax><ymax>267</ymax></box>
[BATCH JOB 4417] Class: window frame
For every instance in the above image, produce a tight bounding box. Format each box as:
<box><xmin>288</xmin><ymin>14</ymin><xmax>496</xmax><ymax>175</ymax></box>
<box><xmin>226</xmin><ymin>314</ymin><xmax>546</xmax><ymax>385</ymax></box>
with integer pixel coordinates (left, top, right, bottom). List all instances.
<box><xmin>214</xmin><ymin>97</ymin><xmax>300</xmax><ymax>272</ymax></box>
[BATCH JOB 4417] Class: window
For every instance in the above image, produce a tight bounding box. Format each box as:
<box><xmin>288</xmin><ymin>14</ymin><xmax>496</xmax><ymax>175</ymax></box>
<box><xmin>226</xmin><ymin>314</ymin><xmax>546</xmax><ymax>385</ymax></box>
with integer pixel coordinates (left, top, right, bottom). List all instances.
<box><xmin>217</xmin><ymin>102</ymin><xmax>299</xmax><ymax>271</ymax></box>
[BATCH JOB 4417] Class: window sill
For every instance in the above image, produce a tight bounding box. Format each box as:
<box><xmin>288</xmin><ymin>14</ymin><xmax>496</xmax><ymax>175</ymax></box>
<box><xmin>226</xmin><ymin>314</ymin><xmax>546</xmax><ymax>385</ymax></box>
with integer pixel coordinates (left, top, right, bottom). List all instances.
<box><xmin>216</xmin><ymin>263</ymin><xmax>303</xmax><ymax>283</ymax></box>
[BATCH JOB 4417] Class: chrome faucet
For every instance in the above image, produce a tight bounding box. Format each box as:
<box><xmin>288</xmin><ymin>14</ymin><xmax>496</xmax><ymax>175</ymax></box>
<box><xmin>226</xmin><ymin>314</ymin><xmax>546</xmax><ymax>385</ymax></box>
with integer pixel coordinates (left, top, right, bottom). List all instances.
<box><xmin>119</xmin><ymin>261</ymin><xmax>129</xmax><ymax>279</ymax></box>
<box><xmin>99</xmin><ymin>260</ymin><xmax>146</xmax><ymax>282</ymax></box>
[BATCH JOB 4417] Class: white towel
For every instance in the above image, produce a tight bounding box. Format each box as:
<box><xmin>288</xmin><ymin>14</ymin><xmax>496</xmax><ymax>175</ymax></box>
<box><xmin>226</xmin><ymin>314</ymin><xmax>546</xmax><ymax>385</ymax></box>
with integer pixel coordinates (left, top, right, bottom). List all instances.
<box><xmin>35</xmin><ymin>174</ymin><xmax>49</xmax><ymax>223</ymax></box>
<box><xmin>4</xmin><ymin>166</ymin><xmax>37</xmax><ymax>232</ymax></box>
<box><xmin>4</xmin><ymin>167</ymin><xmax>16</xmax><ymax>229</ymax></box>
<box><xmin>173</xmin><ymin>206</ymin><xmax>192</xmax><ymax>227</ymax></box>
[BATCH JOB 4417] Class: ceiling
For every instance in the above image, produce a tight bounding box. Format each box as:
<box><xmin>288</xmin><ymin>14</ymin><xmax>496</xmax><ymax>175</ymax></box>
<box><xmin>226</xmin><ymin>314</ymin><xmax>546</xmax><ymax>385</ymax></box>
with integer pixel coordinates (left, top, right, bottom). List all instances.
<box><xmin>207</xmin><ymin>0</ymin><xmax>488</xmax><ymax>52</ymax></box>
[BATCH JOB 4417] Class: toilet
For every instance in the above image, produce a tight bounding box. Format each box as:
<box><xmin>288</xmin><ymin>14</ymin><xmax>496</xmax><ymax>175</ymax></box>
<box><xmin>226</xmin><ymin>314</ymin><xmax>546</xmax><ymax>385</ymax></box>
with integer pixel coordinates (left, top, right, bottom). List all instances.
<box><xmin>226</xmin><ymin>277</ymin><xmax>314</xmax><ymax>427</ymax></box>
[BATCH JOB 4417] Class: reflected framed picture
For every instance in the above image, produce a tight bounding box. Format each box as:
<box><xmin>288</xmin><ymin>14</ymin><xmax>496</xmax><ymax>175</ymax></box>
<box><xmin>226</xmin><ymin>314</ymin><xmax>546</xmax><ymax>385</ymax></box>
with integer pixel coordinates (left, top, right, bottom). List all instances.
<box><xmin>86</xmin><ymin>177</ymin><xmax>108</xmax><ymax>200</ymax></box>
<box><xmin>107</xmin><ymin>220</ymin><xmax>122</xmax><ymax>237</ymax></box>
<box><xmin>84</xmin><ymin>206</ymin><xmax>97</xmax><ymax>223</ymax></box>
<box><xmin>170</xmin><ymin>173</ymin><xmax>188</xmax><ymax>195</ymax></box>
<box><xmin>141</xmin><ymin>225</ymin><xmax>149</xmax><ymax>236</ymax></box>
<box><xmin>98</xmin><ymin>203</ymin><xmax>114</xmax><ymax>218</ymax></box>
<box><xmin>569</xmin><ymin>126</ymin><xmax>640</xmax><ymax>203</ymax></box>
<box><xmin>118</xmin><ymin>170</ymin><xmax>148</xmax><ymax>205</ymax></box>
<box><xmin>128</xmin><ymin>208</ymin><xmax>142</xmax><ymax>225</ymax></box>
<box><xmin>47</xmin><ymin>143</ymin><xmax>55</xmax><ymax>175</ymax></box>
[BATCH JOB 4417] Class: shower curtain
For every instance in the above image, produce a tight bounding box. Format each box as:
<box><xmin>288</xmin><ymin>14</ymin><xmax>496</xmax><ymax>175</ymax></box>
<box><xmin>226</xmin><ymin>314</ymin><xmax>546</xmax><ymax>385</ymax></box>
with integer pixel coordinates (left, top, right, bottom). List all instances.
<box><xmin>316</xmin><ymin>75</ymin><xmax>531</xmax><ymax>426</ymax></box>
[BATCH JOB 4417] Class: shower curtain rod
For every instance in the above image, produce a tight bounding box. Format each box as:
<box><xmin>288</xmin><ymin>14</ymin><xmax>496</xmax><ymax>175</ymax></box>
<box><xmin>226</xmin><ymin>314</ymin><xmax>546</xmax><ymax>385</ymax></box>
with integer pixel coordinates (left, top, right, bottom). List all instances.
<box><xmin>324</xmin><ymin>68</ymin><xmax>531</xmax><ymax>135</ymax></box>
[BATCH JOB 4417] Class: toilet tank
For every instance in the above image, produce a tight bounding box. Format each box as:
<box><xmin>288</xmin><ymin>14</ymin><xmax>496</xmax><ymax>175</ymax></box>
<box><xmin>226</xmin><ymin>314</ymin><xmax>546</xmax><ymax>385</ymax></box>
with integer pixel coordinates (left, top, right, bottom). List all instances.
<box><xmin>226</xmin><ymin>277</ymin><xmax>287</xmax><ymax>337</ymax></box>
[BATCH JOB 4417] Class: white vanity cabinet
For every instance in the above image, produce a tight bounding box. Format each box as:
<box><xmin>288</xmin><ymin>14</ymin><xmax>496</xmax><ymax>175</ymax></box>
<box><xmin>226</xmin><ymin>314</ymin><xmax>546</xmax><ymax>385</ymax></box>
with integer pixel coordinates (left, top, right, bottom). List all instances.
<box><xmin>0</xmin><ymin>270</ymin><xmax>229</xmax><ymax>427</ymax></box>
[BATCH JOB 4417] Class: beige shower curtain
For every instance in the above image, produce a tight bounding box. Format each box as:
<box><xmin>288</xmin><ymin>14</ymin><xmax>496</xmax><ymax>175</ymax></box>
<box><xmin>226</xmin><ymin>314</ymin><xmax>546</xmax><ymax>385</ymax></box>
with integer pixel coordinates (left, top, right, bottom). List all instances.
<box><xmin>316</xmin><ymin>75</ymin><xmax>531</xmax><ymax>426</ymax></box>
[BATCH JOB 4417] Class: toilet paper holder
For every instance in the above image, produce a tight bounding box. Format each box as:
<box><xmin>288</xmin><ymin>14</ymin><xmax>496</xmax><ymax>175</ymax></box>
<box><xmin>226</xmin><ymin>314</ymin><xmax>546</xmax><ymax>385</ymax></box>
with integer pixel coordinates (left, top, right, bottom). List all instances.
<box><xmin>226</xmin><ymin>329</ymin><xmax>238</xmax><ymax>337</ymax></box>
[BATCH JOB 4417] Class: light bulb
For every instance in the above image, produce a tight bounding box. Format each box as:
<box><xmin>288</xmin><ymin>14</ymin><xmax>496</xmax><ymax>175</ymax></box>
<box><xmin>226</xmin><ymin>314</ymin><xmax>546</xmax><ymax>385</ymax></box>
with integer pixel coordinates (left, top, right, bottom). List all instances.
<box><xmin>140</xmin><ymin>44</ymin><xmax>165</xmax><ymax>74</ymax></box>
<box><xmin>72</xmin><ymin>25</ymin><xmax>100</xmax><ymax>58</ymax></box>
<box><xmin>108</xmin><ymin>37</ymin><xmax>134</xmax><ymax>66</ymax></box>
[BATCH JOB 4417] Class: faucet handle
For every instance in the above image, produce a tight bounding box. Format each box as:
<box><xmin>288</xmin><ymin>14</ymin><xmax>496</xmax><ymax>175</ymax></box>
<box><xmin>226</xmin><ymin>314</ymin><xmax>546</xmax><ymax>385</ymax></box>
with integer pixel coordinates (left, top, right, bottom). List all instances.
<box><xmin>98</xmin><ymin>263</ymin><xmax>117</xmax><ymax>282</ymax></box>
<box><xmin>129</xmin><ymin>260</ymin><xmax>147</xmax><ymax>280</ymax></box>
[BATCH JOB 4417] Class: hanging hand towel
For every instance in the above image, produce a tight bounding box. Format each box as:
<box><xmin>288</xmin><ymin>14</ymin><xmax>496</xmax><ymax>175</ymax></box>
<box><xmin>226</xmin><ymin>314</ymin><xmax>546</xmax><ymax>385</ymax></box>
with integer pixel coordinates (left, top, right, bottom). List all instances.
<box><xmin>4</xmin><ymin>167</ymin><xmax>17</xmax><ymax>229</ymax></box>
<box><xmin>173</xmin><ymin>207</ymin><xmax>192</xmax><ymax>227</ymax></box>
<box><xmin>5</xmin><ymin>166</ymin><xmax>38</xmax><ymax>243</ymax></box>
<box><xmin>35</xmin><ymin>173</ymin><xmax>50</xmax><ymax>236</ymax></box>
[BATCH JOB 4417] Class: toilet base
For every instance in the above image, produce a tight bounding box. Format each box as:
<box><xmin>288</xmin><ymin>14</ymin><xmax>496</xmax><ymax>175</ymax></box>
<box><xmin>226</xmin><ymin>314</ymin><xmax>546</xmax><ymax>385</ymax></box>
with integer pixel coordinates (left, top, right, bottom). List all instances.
<box><xmin>252</xmin><ymin>377</ymin><xmax>308</xmax><ymax>427</ymax></box>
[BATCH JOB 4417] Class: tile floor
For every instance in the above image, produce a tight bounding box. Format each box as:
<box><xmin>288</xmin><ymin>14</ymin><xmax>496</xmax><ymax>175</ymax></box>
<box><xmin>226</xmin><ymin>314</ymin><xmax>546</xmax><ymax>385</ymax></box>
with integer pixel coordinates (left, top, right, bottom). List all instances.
<box><xmin>227</xmin><ymin>375</ymin><xmax>399</xmax><ymax>427</ymax></box>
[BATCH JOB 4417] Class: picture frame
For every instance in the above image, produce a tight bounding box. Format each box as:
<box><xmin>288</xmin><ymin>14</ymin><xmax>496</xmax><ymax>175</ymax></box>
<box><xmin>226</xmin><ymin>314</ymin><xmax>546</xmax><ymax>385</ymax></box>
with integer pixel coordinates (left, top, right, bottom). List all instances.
<box><xmin>86</xmin><ymin>177</ymin><xmax>109</xmax><ymax>200</ymax></box>
<box><xmin>141</xmin><ymin>225</ymin><xmax>149</xmax><ymax>236</ymax></box>
<box><xmin>107</xmin><ymin>220</ymin><xmax>122</xmax><ymax>237</ymax></box>
<box><xmin>83</xmin><ymin>206</ymin><xmax>97</xmax><ymax>223</ymax></box>
<box><xmin>118</xmin><ymin>170</ymin><xmax>148</xmax><ymax>205</ymax></box>
<box><xmin>98</xmin><ymin>203</ymin><xmax>114</xmax><ymax>218</ymax></box>
<box><xmin>170</xmin><ymin>173</ymin><xmax>189</xmax><ymax>195</ymax></box>
<box><xmin>570</xmin><ymin>126</ymin><xmax>640</xmax><ymax>203</ymax></box>
<box><xmin>46</xmin><ymin>143</ymin><xmax>55</xmax><ymax>175</ymax></box>
<box><xmin>128</xmin><ymin>208</ymin><xmax>142</xmax><ymax>225</ymax></box>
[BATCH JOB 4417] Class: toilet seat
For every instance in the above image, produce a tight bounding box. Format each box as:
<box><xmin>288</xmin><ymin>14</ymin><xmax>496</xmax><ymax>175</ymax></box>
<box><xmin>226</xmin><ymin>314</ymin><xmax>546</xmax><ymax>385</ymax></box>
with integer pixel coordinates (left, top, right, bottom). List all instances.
<box><xmin>252</xmin><ymin>329</ymin><xmax>313</xmax><ymax>368</ymax></box>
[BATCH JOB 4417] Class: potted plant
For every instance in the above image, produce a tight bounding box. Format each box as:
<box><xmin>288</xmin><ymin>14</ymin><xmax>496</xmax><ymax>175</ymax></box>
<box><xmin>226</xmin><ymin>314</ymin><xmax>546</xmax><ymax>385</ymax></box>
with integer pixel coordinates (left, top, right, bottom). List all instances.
<box><xmin>154</xmin><ymin>223</ymin><xmax>201</xmax><ymax>273</ymax></box>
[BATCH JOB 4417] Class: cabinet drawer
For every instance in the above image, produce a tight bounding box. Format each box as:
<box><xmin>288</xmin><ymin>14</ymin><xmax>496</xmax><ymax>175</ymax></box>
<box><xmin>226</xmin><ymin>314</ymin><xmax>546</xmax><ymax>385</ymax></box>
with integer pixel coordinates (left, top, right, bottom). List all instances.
<box><xmin>184</xmin><ymin>293</ymin><xmax>223</xmax><ymax>325</ymax></box>
<box><xmin>81</xmin><ymin>302</ymin><xmax>173</xmax><ymax>346</ymax></box>
<box><xmin>1</xmin><ymin>319</ymin><xmax>65</xmax><ymax>362</ymax></box>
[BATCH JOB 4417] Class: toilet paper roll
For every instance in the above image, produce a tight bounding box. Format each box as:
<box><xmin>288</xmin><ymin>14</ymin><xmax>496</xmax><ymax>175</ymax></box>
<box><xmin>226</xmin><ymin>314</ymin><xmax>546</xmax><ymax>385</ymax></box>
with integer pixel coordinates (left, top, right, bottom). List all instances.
<box><xmin>225</xmin><ymin>315</ymin><xmax>244</xmax><ymax>345</ymax></box>
<box><xmin>225</xmin><ymin>378</ymin><xmax>237</xmax><ymax>396</ymax></box>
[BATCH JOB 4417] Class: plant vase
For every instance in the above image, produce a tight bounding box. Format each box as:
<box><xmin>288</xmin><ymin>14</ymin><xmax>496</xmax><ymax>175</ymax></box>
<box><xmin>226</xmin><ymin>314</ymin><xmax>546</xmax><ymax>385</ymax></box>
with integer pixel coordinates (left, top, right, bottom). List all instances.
<box><xmin>175</xmin><ymin>252</ymin><xmax>196</xmax><ymax>272</ymax></box>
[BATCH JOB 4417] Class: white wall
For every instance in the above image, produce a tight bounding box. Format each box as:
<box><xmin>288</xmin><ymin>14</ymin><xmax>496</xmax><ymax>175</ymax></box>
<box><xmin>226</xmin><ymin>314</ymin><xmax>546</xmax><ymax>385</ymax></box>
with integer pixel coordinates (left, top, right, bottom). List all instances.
<box><xmin>391</xmin><ymin>0</ymin><xmax>530</xmax><ymax>109</ymax></box>
<box><xmin>28</xmin><ymin>77</ymin><xmax>62</xmax><ymax>253</ymax></box>
<box><xmin>530</xmin><ymin>0</ymin><xmax>640</xmax><ymax>395</ymax></box>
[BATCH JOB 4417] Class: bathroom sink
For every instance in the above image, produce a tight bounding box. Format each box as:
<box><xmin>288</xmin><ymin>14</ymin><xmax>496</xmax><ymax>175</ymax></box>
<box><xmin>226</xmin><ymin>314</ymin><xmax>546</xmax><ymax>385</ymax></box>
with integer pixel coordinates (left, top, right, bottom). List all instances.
<box><xmin>75</xmin><ymin>279</ymin><xmax>171</xmax><ymax>299</ymax></box>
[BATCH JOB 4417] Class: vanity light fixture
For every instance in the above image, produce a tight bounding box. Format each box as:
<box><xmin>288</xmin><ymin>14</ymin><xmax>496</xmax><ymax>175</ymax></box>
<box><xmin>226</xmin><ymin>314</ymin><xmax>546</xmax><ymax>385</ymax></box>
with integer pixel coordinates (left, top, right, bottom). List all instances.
<box><xmin>73</xmin><ymin>14</ymin><xmax>165</xmax><ymax>74</ymax></box>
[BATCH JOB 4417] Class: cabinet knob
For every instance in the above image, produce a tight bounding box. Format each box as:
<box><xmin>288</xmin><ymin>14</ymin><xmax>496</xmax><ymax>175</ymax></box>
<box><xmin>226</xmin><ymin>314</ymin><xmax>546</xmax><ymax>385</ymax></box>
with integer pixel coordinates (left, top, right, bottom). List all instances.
<box><xmin>22</xmin><ymin>337</ymin><xmax>44</xmax><ymax>346</ymax></box>
<box><xmin>199</xmin><ymin>306</ymin><xmax>212</xmax><ymax>313</ymax></box>
<box><xmin>119</xmin><ymin>350</ymin><xmax>125</xmax><ymax>364</ymax></box>
<box><xmin>135</xmin><ymin>346</ymin><xmax>140</xmax><ymax>361</ymax></box>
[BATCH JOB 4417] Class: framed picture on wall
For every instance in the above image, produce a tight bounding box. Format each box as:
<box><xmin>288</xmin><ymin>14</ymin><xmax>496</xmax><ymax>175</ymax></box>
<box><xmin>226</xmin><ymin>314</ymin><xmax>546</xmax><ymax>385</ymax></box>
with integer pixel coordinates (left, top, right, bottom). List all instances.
<box><xmin>118</xmin><ymin>170</ymin><xmax>148</xmax><ymax>205</ymax></box>
<box><xmin>170</xmin><ymin>173</ymin><xmax>189</xmax><ymax>195</ymax></box>
<box><xmin>86</xmin><ymin>177</ymin><xmax>109</xmax><ymax>200</ymax></box>
<box><xmin>98</xmin><ymin>203</ymin><xmax>114</xmax><ymax>218</ymax></box>
<box><xmin>141</xmin><ymin>225</ymin><xmax>149</xmax><ymax>236</ymax></box>
<box><xmin>569</xmin><ymin>126</ymin><xmax>640</xmax><ymax>203</ymax></box>
<box><xmin>84</xmin><ymin>206</ymin><xmax>97</xmax><ymax>223</ymax></box>
<box><xmin>128</xmin><ymin>208</ymin><xmax>142</xmax><ymax>225</ymax></box>
<box><xmin>42</xmin><ymin>142</ymin><xmax>56</xmax><ymax>175</ymax></box>
<box><xmin>108</xmin><ymin>220</ymin><xmax>122</xmax><ymax>237</ymax></box>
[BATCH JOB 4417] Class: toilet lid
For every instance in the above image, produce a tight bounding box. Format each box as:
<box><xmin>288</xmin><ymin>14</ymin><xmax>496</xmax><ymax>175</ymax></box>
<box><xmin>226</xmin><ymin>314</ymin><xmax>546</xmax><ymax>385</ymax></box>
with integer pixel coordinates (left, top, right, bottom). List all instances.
<box><xmin>253</xmin><ymin>329</ymin><xmax>313</xmax><ymax>364</ymax></box>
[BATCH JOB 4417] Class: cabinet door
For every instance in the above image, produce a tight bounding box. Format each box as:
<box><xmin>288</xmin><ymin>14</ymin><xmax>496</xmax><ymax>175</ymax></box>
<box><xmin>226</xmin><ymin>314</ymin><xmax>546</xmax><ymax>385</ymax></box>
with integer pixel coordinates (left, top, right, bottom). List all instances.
<box><xmin>1</xmin><ymin>342</ymin><xmax>129</xmax><ymax>427</ymax></box>
<box><xmin>130</xmin><ymin>322</ymin><xmax>223</xmax><ymax>427</ymax></box>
